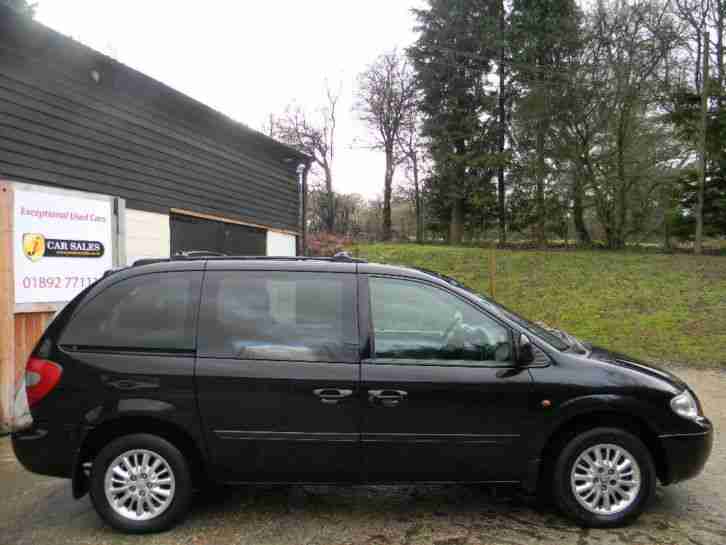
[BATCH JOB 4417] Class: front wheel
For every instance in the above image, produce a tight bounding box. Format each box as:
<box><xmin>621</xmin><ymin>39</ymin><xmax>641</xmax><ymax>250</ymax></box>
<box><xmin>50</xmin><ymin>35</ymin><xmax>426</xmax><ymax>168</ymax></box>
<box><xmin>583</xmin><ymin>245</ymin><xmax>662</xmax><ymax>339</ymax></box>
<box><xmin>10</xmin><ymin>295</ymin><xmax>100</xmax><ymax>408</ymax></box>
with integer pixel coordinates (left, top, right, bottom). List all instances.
<box><xmin>552</xmin><ymin>427</ymin><xmax>656</xmax><ymax>527</ymax></box>
<box><xmin>89</xmin><ymin>434</ymin><xmax>193</xmax><ymax>533</ymax></box>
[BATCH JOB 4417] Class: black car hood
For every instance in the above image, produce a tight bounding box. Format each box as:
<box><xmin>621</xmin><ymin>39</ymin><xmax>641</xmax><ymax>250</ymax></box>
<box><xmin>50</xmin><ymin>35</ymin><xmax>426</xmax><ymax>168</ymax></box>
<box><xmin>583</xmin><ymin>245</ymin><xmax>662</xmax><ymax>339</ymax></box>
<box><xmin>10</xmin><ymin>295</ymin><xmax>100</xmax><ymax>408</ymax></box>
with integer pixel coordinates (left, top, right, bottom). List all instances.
<box><xmin>588</xmin><ymin>346</ymin><xmax>687</xmax><ymax>391</ymax></box>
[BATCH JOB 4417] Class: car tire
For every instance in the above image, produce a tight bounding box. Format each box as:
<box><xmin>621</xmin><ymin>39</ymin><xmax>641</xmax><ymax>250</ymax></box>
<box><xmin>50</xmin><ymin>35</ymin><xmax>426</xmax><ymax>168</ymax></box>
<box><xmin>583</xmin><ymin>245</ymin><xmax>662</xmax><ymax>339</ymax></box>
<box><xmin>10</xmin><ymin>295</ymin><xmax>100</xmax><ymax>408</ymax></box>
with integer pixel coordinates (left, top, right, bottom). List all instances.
<box><xmin>552</xmin><ymin>427</ymin><xmax>656</xmax><ymax>527</ymax></box>
<box><xmin>89</xmin><ymin>433</ymin><xmax>193</xmax><ymax>533</ymax></box>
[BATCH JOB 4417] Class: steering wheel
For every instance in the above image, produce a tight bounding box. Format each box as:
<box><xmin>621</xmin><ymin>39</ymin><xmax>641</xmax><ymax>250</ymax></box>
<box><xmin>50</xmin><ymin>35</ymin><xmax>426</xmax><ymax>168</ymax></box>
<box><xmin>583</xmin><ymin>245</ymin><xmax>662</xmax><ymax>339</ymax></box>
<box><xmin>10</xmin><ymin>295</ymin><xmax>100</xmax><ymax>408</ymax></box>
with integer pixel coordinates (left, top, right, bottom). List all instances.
<box><xmin>494</xmin><ymin>341</ymin><xmax>512</xmax><ymax>362</ymax></box>
<box><xmin>441</xmin><ymin>311</ymin><xmax>463</xmax><ymax>344</ymax></box>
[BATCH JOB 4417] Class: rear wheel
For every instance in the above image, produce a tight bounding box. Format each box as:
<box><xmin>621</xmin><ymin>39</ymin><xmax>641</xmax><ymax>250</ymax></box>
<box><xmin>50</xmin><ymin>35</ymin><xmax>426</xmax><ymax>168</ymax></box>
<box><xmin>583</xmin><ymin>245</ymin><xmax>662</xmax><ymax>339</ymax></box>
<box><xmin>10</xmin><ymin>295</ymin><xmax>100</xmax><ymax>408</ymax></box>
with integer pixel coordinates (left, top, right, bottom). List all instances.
<box><xmin>89</xmin><ymin>434</ymin><xmax>192</xmax><ymax>533</ymax></box>
<box><xmin>552</xmin><ymin>427</ymin><xmax>656</xmax><ymax>527</ymax></box>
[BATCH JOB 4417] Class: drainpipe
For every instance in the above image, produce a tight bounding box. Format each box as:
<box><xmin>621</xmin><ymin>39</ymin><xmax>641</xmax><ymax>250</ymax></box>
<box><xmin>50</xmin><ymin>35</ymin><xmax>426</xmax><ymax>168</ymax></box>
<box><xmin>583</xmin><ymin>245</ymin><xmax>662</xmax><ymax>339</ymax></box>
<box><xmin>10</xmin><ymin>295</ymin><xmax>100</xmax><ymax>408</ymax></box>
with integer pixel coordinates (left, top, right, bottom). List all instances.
<box><xmin>297</xmin><ymin>161</ymin><xmax>312</xmax><ymax>256</ymax></box>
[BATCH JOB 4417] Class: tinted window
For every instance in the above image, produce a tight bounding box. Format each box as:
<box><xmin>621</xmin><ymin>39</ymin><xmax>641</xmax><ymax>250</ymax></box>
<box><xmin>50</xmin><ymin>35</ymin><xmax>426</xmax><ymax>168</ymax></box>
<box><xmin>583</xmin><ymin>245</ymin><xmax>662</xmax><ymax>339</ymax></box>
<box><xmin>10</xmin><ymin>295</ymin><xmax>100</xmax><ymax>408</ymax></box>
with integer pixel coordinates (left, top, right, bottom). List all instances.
<box><xmin>198</xmin><ymin>271</ymin><xmax>358</xmax><ymax>362</ymax></box>
<box><xmin>61</xmin><ymin>272</ymin><xmax>201</xmax><ymax>350</ymax></box>
<box><xmin>369</xmin><ymin>276</ymin><xmax>511</xmax><ymax>365</ymax></box>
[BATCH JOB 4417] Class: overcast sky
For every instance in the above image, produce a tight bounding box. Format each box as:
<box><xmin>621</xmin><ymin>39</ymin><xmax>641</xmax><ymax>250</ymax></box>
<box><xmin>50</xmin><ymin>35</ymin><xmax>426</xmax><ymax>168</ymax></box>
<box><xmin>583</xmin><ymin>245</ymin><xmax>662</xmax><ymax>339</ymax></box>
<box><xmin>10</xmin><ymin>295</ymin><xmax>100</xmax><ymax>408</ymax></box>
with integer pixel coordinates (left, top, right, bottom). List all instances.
<box><xmin>35</xmin><ymin>0</ymin><xmax>425</xmax><ymax>199</ymax></box>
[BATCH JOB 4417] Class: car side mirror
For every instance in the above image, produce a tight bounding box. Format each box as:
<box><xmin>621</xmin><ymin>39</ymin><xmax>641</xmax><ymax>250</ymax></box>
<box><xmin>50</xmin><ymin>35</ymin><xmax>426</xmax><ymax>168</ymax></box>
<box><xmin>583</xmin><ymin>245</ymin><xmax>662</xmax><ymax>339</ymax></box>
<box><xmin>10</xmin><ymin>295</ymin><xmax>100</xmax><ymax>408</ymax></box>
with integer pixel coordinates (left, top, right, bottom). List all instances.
<box><xmin>516</xmin><ymin>333</ymin><xmax>535</xmax><ymax>365</ymax></box>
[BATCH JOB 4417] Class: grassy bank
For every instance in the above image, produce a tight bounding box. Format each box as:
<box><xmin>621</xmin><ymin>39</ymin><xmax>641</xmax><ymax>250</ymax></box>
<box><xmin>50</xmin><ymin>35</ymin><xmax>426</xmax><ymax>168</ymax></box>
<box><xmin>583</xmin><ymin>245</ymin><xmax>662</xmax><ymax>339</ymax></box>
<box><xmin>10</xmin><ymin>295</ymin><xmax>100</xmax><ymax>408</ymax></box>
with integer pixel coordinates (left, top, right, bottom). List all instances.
<box><xmin>354</xmin><ymin>243</ymin><xmax>726</xmax><ymax>367</ymax></box>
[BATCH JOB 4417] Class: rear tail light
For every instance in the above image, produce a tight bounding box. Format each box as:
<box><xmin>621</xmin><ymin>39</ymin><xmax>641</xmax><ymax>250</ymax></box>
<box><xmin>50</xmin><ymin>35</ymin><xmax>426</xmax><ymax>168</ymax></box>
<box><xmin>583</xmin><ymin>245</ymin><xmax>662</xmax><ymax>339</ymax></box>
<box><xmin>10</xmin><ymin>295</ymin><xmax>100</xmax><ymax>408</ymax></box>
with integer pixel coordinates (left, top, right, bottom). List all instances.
<box><xmin>25</xmin><ymin>357</ymin><xmax>62</xmax><ymax>407</ymax></box>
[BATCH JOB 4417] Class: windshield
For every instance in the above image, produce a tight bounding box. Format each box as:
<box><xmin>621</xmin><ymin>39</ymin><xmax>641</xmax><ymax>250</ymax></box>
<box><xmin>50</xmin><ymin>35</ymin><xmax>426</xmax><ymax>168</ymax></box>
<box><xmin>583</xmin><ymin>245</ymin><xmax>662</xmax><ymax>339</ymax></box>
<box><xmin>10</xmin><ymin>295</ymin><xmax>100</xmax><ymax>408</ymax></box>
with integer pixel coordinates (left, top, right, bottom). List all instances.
<box><xmin>415</xmin><ymin>268</ymin><xmax>571</xmax><ymax>351</ymax></box>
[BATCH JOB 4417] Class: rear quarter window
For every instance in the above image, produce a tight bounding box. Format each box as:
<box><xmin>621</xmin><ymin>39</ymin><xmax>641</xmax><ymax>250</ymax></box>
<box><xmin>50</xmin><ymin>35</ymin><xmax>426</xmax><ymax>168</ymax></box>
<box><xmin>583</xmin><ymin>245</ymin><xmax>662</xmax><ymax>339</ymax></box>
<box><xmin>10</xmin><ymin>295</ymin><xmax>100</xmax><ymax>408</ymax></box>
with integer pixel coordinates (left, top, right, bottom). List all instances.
<box><xmin>60</xmin><ymin>272</ymin><xmax>202</xmax><ymax>351</ymax></box>
<box><xmin>198</xmin><ymin>270</ymin><xmax>358</xmax><ymax>363</ymax></box>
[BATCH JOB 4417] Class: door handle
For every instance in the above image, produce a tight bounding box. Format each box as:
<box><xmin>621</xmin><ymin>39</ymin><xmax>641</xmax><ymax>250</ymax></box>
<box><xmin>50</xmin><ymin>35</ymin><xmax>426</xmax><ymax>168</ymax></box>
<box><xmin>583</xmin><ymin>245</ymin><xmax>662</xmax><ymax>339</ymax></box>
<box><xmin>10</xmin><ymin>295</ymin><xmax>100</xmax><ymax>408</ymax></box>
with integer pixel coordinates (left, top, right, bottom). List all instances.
<box><xmin>368</xmin><ymin>389</ymin><xmax>407</xmax><ymax>407</ymax></box>
<box><xmin>313</xmin><ymin>388</ymin><xmax>353</xmax><ymax>405</ymax></box>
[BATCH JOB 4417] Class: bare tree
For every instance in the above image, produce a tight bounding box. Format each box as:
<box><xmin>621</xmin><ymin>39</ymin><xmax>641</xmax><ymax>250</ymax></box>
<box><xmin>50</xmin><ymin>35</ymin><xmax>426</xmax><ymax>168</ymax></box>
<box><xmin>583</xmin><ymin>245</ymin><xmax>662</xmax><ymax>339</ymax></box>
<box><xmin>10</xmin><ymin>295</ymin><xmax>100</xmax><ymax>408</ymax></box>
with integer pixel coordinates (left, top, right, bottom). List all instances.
<box><xmin>355</xmin><ymin>50</ymin><xmax>418</xmax><ymax>241</ymax></box>
<box><xmin>673</xmin><ymin>0</ymin><xmax>711</xmax><ymax>91</ymax></box>
<box><xmin>670</xmin><ymin>0</ymin><xmax>726</xmax><ymax>252</ymax></box>
<box><xmin>396</xmin><ymin>107</ymin><xmax>427</xmax><ymax>242</ymax></box>
<box><xmin>709</xmin><ymin>0</ymin><xmax>724</xmax><ymax>99</ymax></box>
<box><xmin>272</xmin><ymin>81</ymin><xmax>340</xmax><ymax>232</ymax></box>
<box><xmin>588</xmin><ymin>0</ymin><xmax>682</xmax><ymax>249</ymax></box>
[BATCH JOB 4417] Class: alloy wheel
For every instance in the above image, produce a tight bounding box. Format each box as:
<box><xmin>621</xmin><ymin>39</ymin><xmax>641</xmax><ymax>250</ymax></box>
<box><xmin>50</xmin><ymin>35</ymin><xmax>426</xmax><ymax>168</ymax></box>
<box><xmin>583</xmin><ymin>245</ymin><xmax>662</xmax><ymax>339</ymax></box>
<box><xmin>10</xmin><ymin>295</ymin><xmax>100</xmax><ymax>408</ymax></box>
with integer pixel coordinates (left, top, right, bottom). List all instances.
<box><xmin>569</xmin><ymin>443</ymin><xmax>642</xmax><ymax>516</ymax></box>
<box><xmin>104</xmin><ymin>449</ymin><xmax>176</xmax><ymax>521</ymax></box>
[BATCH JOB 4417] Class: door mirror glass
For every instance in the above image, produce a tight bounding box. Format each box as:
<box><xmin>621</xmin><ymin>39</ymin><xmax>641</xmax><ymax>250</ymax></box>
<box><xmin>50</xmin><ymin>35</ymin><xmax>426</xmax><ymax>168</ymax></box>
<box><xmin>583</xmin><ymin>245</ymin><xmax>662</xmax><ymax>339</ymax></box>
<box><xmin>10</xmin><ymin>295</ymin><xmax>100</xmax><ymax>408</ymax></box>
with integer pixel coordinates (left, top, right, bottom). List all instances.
<box><xmin>517</xmin><ymin>333</ymin><xmax>535</xmax><ymax>365</ymax></box>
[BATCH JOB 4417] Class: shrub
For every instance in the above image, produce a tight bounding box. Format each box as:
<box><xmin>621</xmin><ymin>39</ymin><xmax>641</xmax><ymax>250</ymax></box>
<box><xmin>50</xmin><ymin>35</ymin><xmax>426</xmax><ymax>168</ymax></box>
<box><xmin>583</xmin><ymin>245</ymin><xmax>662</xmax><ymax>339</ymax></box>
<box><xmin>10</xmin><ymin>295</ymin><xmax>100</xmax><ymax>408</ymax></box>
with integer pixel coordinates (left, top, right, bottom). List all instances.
<box><xmin>306</xmin><ymin>232</ymin><xmax>352</xmax><ymax>256</ymax></box>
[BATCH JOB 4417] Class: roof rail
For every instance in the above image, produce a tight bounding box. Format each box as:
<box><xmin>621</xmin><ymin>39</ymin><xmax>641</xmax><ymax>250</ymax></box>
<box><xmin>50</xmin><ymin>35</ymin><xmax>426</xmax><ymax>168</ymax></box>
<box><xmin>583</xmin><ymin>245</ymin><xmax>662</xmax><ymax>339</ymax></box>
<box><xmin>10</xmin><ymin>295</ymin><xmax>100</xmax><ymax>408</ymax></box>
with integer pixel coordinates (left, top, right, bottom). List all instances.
<box><xmin>331</xmin><ymin>251</ymin><xmax>363</xmax><ymax>262</ymax></box>
<box><xmin>131</xmin><ymin>252</ymin><xmax>366</xmax><ymax>267</ymax></box>
<box><xmin>132</xmin><ymin>258</ymin><xmax>174</xmax><ymax>267</ymax></box>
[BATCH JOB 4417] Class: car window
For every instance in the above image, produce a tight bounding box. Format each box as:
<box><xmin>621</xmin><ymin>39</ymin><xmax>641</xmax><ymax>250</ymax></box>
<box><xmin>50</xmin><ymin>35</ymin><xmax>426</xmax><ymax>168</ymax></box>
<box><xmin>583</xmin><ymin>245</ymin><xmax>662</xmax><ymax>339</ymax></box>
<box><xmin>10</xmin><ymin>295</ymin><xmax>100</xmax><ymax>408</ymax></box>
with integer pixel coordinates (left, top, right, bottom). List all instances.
<box><xmin>369</xmin><ymin>276</ymin><xmax>512</xmax><ymax>366</ymax></box>
<box><xmin>60</xmin><ymin>272</ymin><xmax>201</xmax><ymax>351</ymax></box>
<box><xmin>198</xmin><ymin>271</ymin><xmax>358</xmax><ymax>363</ymax></box>
<box><xmin>413</xmin><ymin>267</ymin><xmax>570</xmax><ymax>350</ymax></box>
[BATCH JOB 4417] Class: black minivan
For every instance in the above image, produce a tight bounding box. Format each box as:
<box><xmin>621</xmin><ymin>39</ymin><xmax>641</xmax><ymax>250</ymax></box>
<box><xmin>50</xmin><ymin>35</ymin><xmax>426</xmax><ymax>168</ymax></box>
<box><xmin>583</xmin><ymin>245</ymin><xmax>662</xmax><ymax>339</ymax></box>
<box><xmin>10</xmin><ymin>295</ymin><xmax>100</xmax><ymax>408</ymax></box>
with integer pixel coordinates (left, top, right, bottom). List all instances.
<box><xmin>13</xmin><ymin>255</ymin><xmax>713</xmax><ymax>533</ymax></box>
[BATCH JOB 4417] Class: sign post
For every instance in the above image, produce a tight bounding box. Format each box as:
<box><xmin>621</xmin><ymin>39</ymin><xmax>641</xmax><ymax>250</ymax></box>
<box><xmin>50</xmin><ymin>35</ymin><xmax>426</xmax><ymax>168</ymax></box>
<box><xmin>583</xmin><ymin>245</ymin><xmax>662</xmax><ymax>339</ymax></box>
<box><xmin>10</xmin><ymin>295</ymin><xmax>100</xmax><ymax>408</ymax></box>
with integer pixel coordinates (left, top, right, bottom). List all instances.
<box><xmin>0</xmin><ymin>182</ymin><xmax>15</xmax><ymax>432</ymax></box>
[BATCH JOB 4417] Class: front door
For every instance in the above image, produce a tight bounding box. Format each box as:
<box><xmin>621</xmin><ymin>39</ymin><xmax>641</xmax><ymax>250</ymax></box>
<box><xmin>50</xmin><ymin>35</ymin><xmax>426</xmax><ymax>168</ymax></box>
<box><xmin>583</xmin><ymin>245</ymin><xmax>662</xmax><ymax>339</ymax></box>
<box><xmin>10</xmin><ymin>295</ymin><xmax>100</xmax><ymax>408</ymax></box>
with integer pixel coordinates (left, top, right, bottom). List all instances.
<box><xmin>195</xmin><ymin>269</ymin><xmax>360</xmax><ymax>482</ymax></box>
<box><xmin>360</xmin><ymin>275</ymin><xmax>535</xmax><ymax>483</ymax></box>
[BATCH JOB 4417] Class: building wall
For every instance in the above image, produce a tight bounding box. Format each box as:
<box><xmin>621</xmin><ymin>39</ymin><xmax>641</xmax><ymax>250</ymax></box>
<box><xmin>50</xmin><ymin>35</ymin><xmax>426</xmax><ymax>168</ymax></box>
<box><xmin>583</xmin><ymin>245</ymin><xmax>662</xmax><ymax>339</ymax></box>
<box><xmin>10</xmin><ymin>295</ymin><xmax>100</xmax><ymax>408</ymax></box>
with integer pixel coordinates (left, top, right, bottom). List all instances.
<box><xmin>0</xmin><ymin>6</ymin><xmax>304</xmax><ymax>235</ymax></box>
<box><xmin>126</xmin><ymin>209</ymin><xmax>170</xmax><ymax>265</ymax></box>
<box><xmin>128</xmin><ymin>210</ymin><xmax>296</xmax><ymax>263</ymax></box>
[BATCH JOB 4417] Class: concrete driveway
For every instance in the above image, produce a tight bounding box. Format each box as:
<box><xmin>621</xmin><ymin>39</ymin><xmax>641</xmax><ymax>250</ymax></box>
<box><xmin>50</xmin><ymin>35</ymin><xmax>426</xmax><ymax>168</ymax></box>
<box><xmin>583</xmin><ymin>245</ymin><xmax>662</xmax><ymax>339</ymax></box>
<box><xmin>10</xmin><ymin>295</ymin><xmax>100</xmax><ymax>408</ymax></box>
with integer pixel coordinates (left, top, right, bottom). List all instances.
<box><xmin>1</xmin><ymin>366</ymin><xmax>723</xmax><ymax>545</ymax></box>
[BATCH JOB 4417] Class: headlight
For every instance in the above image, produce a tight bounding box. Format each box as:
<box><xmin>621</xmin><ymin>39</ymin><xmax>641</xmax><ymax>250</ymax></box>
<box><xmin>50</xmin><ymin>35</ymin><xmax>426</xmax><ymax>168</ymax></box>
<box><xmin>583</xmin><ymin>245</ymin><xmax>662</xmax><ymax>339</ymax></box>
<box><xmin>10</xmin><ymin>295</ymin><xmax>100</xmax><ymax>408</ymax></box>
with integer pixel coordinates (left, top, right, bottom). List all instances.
<box><xmin>671</xmin><ymin>390</ymin><xmax>700</xmax><ymax>421</ymax></box>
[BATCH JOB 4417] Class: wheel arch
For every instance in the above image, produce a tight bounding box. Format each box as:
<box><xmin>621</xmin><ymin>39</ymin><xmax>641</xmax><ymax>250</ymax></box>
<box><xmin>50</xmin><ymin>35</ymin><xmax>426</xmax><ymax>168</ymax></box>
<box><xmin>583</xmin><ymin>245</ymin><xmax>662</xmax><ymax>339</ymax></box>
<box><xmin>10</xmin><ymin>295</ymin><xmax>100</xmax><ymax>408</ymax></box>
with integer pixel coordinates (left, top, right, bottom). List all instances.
<box><xmin>73</xmin><ymin>416</ymin><xmax>208</xmax><ymax>499</ymax></box>
<box><xmin>535</xmin><ymin>409</ymin><xmax>668</xmax><ymax>492</ymax></box>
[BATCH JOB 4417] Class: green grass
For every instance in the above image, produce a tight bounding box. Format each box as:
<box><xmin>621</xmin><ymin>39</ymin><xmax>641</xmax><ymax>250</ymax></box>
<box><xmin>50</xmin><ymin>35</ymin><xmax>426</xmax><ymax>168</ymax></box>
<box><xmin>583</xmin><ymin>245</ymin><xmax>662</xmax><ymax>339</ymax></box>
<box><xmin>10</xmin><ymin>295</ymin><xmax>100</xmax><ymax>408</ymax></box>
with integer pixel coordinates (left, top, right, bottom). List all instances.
<box><xmin>354</xmin><ymin>243</ymin><xmax>726</xmax><ymax>367</ymax></box>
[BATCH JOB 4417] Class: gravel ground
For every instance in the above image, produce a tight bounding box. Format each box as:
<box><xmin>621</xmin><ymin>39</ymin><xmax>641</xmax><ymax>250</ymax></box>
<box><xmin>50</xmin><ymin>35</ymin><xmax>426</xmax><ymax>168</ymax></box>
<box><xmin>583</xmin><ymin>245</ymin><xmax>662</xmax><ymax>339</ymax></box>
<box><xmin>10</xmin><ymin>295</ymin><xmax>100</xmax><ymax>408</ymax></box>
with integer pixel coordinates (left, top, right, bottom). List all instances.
<box><xmin>0</xmin><ymin>366</ymin><xmax>723</xmax><ymax>545</ymax></box>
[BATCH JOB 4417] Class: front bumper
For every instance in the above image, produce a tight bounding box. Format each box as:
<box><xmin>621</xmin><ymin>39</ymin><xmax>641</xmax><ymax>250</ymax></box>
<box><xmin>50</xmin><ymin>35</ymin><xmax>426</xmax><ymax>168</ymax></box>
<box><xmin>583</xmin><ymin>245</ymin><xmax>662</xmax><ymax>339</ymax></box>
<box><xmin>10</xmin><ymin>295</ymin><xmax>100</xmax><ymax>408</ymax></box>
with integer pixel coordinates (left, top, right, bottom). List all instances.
<box><xmin>660</xmin><ymin>417</ymin><xmax>713</xmax><ymax>485</ymax></box>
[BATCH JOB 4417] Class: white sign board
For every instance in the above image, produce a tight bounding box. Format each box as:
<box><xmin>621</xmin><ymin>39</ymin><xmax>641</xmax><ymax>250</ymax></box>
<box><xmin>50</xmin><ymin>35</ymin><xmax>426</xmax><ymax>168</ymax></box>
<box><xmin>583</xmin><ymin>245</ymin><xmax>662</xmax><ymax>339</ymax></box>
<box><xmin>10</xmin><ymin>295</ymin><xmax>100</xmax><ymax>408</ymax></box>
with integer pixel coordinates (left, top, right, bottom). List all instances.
<box><xmin>14</xmin><ymin>189</ymin><xmax>113</xmax><ymax>304</ymax></box>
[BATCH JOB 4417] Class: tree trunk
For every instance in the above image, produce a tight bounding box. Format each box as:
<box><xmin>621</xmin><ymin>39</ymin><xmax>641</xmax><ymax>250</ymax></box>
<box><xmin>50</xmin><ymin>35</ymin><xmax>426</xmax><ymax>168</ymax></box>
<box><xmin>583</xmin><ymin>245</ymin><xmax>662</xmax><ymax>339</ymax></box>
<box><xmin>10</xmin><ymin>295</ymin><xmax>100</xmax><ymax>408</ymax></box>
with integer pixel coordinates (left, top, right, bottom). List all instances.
<box><xmin>535</xmin><ymin>125</ymin><xmax>547</xmax><ymax>249</ymax></box>
<box><xmin>615</xmin><ymin>112</ymin><xmax>629</xmax><ymax>250</ymax></box>
<box><xmin>412</xmin><ymin>154</ymin><xmax>422</xmax><ymax>243</ymax></box>
<box><xmin>718</xmin><ymin>4</ymin><xmax>724</xmax><ymax>108</ymax></box>
<box><xmin>382</xmin><ymin>148</ymin><xmax>394</xmax><ymax>241</ymax></box>
<box><xmin>663</xmin><ymin>200</ymin><xmax>673</xmax><ymax>252</ymax></box>
<box><xmin>497</xmin><ymin>0</ymin><xmax>507</xmax><ymax>246</ymax></box>
<box><xmin>419</xmin><ymin>187</ymin><xmax>426</xmax><ymax>243</ymax></box>
<box><xmin>603</xmin><ymin>223</ymin><xmax>617</xmax><ymax>250</ymax></box>
<box><xmin>572</xmin><ymin>177</ymin><xmax>591</xmax><ymax>245</ymax></box>
<box><xmin>323</xmin><ymin>164</ymin><xmax>335</xmax><ymax>233</ymax></box>
<box><xmin>450</xmin><ymin>198</ymin><xmax>464</xmax><ymax>245</ymax></box>
<box><xmin>615</xmin><ymin>184</ymin><xmax>627</xmax><ymax>250</ymax></box>
<box><xmin>696</xmin><ymin>31</ymin><xmax>710</xmax><ymax>255</ymax></box>
<box><xmin>695</xmin><ymin>32</ymin><xmax>702</xmax><ymax>91</ymax></box>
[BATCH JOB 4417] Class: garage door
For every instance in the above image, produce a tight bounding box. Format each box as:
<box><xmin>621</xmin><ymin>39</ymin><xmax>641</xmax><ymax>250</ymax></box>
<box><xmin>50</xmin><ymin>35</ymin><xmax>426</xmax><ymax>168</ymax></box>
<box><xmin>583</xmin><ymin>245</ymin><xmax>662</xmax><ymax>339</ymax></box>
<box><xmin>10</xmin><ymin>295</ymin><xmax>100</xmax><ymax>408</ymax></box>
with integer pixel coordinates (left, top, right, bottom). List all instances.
<box><xmin>170</xmin><ymin>213</ymin><xmax>266</xmax><ymax>256</ymax></box>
